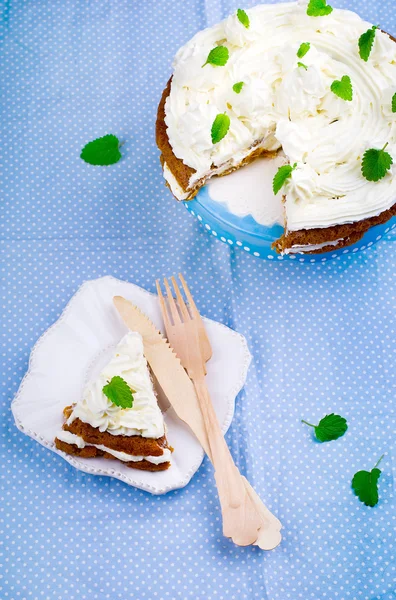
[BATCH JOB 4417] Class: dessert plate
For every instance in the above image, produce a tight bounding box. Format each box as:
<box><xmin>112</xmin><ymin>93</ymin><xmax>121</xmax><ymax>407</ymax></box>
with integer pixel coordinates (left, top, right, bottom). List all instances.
<box><xmin>185</xmin><ymin>187</ymin><xmax>396</xmax><ymax>263</ymax></box>
<box><xmin>11</xmin><ymin>276</ymin><xmax>251</xmax><ymax>495</ymax></box>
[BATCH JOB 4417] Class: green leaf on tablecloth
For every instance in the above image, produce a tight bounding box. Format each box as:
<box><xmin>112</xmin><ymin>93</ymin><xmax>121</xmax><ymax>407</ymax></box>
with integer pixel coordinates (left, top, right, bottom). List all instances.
<box><xmin>301</xmin><ymin>413</ymin><xmax>348</xmax><ymax>442</ymax></box>
<box><xmin>352</xmin><ymin>456</ymin><xmax>384</xmax><ymax>507</ymax></box>
<box><xmin>80</xmin><ymin>134</ymin><xmax>122</xmax><ymax>166</ymax></box>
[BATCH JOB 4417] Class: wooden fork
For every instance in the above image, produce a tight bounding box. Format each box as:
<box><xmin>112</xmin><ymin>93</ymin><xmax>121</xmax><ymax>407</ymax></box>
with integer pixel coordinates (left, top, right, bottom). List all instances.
<box><xmin>177</xmin><ymin>274</ymin><xmax>282</xmax><ymax>550</ymax></box>
<box><xmin>156</xmin><ymin>275</ymin><xmax>279</xmax><ymax>547</ymax></box>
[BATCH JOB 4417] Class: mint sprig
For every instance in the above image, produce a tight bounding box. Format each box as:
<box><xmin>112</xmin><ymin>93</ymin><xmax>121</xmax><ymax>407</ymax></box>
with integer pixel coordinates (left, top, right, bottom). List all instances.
<box><xmin>361</xmin><ymin>143</ymin><xmax>393</xmax><ymax>182</ymax></box>
<box><xmin>202</xmin><ymin>46</ymin><xmax>229</xmax><ymax>67</ymax></box>
<box><xmin>358</xmin><ymin>26</ymin><xmax>377</xmax><ymax>62</ymax></box>
<box><xmin>211</xmin><ymin>113</ymin><xmax>230</xmax><ymax>144</ymax></box>
<box><xmin>233</xmin><ymin>81</ymin><xmax>244</xmax><ymax>94</ymax></box>
<box><xmin>297</xmin><ymin>42</ymin><xmax>310</xmax><ymax>59</ymax></box>
<box><xmin>302</xmin><ymin>413</ymin><xmax>348</xmax><ymax>442</ymax></box>
<box><xmin>352</xmin><ymin>455</ymin><xmax>384</xmax><ymax>507</ymax></box>
<box><xmin>307</xmin><ymin>0</ymin><xmax>333</xmax><ymax>17</ymax></box>
<box><xmin>331</xmin><ymin>75</ymin><xmax>353</xmax><ymax>101</ymax></box>
<box><xmin>237</xmin><ymin>8</ymin><xmax>250</xmax><ymax>29</ymax></box>
<box><xmin>102</xmin><ymin>376</ymin><xmax>134</xmax><ymax>409</ymax></box>
<box><xmin>273</xmin><ymin>163</ymin><xmax>297</xmax><ymax>195</ymax></box>
<box><xmin>80</xmin><ymin>134</ymin><xmax>122</xmax><ymax>166</ymax></box>
<box><xmin>392</xmin><ymin>92</ymin><xmax>396</xmax><ymax>113</ymax></box>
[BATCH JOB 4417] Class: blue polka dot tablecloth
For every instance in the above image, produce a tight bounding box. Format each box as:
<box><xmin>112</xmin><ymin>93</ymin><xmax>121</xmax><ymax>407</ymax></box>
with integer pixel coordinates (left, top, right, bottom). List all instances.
<box><xmin>1</xmin><ymin>1</ymin><xmax>395</xmax><ymax>599</ymax></box>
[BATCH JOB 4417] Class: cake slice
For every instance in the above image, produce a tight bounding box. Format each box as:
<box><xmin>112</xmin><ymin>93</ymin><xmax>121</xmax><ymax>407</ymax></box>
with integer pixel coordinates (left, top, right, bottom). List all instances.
<box><xmin>55</xmin><ymin>332</ymin><xmax>172</xmax><ymax>471</ymax></box>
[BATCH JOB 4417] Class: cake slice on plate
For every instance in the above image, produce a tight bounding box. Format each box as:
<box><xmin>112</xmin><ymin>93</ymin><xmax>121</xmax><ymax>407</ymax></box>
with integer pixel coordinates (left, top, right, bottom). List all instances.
<box><xmin>55</xmin><ymin>332</ymin><xmax>172</xmax><ymax>471</ymax></box>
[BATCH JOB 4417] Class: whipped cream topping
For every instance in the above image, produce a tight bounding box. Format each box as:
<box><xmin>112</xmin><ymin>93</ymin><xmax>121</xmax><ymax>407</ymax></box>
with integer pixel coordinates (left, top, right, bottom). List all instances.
<box><xmin>56</xmin><ymin>430</ymin><xmax>171</xmax><ymax>464</ymax></box>
<box><xmin>67</xmin><ymin>332</ymin><xmax>165</xmax><ymax>438</ymax></box>
<box><xmin>164</xmin><ymin>1</ymin><xmax>396</xmax><ymax>230</ymax></box>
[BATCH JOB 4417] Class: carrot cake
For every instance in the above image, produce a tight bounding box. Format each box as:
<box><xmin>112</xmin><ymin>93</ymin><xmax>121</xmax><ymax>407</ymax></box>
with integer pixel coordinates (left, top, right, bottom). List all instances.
<box><xmin>156</xmin><ymin>0</ymin><xmax>396</xmax><ymax>254</ymax></box>
<box><xmin>55</xmin><ymin>332</ymin><xmax>172</xmax><ymax>471</ymax></box>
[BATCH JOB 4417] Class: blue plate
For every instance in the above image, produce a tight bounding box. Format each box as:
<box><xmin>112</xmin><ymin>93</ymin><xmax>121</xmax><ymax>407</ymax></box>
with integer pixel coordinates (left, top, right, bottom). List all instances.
<box><xmin>184</xmin><ymin>186</ymin><xmax>396</xmax><ymax>262</ymax></box>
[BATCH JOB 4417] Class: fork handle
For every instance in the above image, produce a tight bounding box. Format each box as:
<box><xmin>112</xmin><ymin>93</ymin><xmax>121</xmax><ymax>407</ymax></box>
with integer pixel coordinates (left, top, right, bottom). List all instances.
<box><xmin>192</xmin><ymin>376</ymin><xmax>245</xmax><ymax>510</ymax></box>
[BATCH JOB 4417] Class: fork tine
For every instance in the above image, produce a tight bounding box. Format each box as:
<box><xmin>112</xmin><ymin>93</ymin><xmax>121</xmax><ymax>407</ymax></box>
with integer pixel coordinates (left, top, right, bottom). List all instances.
<box><xmin>164</xmin><ymin>278</ymin><xmax>181</xmax><ymax>325</ymax></box>
<box><xmin>156</xmin><ymin>280</ymin><xmax>172</xmax><ymax>332</ymax></box>
<box><xmin>179</xmin><ymin>273</ymin><xmax>200</xmax><ymax>317</ymax></box>
<box><xmin>171</xmin><ymin>276</ymin><xmax>191</xmax><ymax>322</ymax></box>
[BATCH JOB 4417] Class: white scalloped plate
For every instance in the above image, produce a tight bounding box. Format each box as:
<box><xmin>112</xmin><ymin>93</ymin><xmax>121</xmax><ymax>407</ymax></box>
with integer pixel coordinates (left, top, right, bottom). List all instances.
<box><xmin>11</xmin><ymin>276</ymin><xmax>251</xmax><ymax>495</ymax></box>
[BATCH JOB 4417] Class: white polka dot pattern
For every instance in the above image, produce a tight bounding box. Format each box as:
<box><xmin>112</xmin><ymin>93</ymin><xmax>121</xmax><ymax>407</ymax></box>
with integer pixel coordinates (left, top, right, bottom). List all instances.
<box><xmin>1</xmin><ymin>1</ymin><xmax>395</xmax><ymax>599</ymax></box>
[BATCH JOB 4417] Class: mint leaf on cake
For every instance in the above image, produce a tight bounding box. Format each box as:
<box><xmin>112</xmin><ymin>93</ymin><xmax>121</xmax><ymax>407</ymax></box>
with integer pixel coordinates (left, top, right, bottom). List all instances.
<box><xmin>102</xmin><ymin>376</ymin><xmax>134</xmax><ymax>409</ymax></box>
<box><xmin>273</xmin><ymin>163</ymin><xmax>297</xmax><ymax>195</ymax></box>
<box><xmin>211</xmin><ymin>114</ymin><xmax>230</xmax><ymax>144</ymax></box>
<box><xmin>392</xmin><ymin>92</ymin><xmax>396</xmax><ymax>113</ymax></box>
<box><xmin>203</xmin><ymin>46</ymin><xmax>229</xmax><ymax>67</ymax></box>
<box><xmin>331</xmin><ymin>75</ymin><xmax>353</xmax><ymax>101</ymax></box>
<box><xmin>362</xmin><ymin>143</ymin><xmax>393</xmax><ymax>182</ymax></box>
<box><xmin>306</xmin><ymin>0</ymin><xmax>333</xmax><ymax>17</ymax></box>
<box><xmin>237</xmin><ymin>8</ymin><xmax>250</xmax><ymax>29</ymax></box>
<box><xmin>352</xmin><ymin>455</ymin><xmax>384</xmax><ymax>507</ymax></box>
<box><xmin>358</xmin><ymin>26</ymin><xmax>377</xmax><ymax>61</ymax></box>
<box><xmin>233</xmin><ymin>81</ymin><xmax>244</xmax><ymax>94</ymax></box>
<box><xmin>297</xmin><ymin>42</ymin><xmax>310</xmax><ymax>59</ymax></box>
<box><xmin>301</xmin><ymin>413</ymin><xmax>348</xmax><ymax>442</ymax></box>
<box><xmin>80</xmin><ymin>134</ymin><xmax>122</xmax><ymax>166</ymax></box>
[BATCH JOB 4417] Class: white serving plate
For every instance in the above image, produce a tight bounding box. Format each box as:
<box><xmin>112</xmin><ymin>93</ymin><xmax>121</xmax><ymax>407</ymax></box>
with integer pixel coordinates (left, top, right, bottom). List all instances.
<box><xmin>11</xmin><ymin>276</ymin><xmax>251</xmax><ymax>495</ymax></box>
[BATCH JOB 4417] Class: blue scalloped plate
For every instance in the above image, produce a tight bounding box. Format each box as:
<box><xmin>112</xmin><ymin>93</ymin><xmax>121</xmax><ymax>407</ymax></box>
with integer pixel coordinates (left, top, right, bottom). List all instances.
<box><xmin>184</xmin><ymin>186</ymin><xmax>396</xmax><ymax>262</ymax></box>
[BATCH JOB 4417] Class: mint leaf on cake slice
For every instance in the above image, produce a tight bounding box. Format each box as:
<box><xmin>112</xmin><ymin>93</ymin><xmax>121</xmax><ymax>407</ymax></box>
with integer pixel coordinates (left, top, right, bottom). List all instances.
<box><xmin>211</xmin><ymin>114</ymin><xmax>231</xmax><ymax>144</ymax></box>
<box><xmin>102</xmin><ymin>376</ymin><xmax>134</xmax><ymax>409</ymax></box>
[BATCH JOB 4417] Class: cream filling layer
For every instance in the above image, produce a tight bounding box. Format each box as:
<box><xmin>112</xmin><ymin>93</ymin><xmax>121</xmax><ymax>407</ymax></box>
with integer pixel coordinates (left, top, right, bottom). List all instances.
<box><xmin>164</xmin><ymin>1</ymin><xmax>396</xmax><ymax>231</ymax></box>
<box><xmin>283</xmin><ymin>238</ymin><xmax>343</xmax><ymax>254</ymax></box>
<box><xmin>56</xmin><ymin>430</ymin><xmax>171</xmax><ymax>465</ymax></box>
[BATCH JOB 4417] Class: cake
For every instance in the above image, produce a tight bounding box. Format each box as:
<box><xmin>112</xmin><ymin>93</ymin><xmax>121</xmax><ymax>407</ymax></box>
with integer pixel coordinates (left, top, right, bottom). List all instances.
<box><xmin>156</xmin><ymin>0</ymin><xmax>396</xmax><ymax>254</ymax></box>
<box><xmin>55</xmin><ymin>332</ymin><xmax>172</xmax><ymax>471</ymax></box>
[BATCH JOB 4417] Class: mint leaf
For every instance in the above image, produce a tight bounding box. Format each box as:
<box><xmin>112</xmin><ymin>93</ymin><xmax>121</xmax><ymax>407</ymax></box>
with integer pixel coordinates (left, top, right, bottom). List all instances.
<box><xmin>102</xmin><ymin>376</ymin><xmax>134</xmax><ymax>409</ymax></box>
<box><xmin>237</xmin><ymin>8</ymin><xmax>250</xmax><ymax>29</ymax></box>
<box><xmin>273</xmin><ymin>163</ymin><xmax>297</xmax><ymax>195</ymax></box>
<box><xmin>307</xmin><ymin>0</ymin><xmax>333</xmax><ymax>17</ymax></box>
<box><xmin>352</xmin><ymin>455</ymin><xmax>384</xmax><ymax>507</ymax></box>
<box><xmin>331</xmin><ymin>75</ymin><xmax>353</xmax><ymax>101</ymax></box>
<box><xmin>211</xmin><ymin>114</ymin><xmax>230</xmax><ymax>144</ymax></box>
<box><xmin>361</xmin><ymin>143</ymin><xmax>393</xmax><ymax>182</ymax></box>
<box><xmin>297</xmin><ymin>62</ymin><xmax>308</xmax><ymax>70</ymax></box>
<box><xmin>302</xmin><ymin>413</ymin><xmax>348</xmax><ymax>442</ymax></box>
<box><xmin>233</xmin><ymin>81</ymin><xmax>244</xmax><ymax>94</ymax></box>
<box><xmin>203</xmin><ymin>46</ymin><xmax>229</xmax><ymax>68</ymax></box>
<box><xmin>392</xmin><ymin>92</ymin><xmax>396</xmax><ymax>113</ymax></box>
<box><xmin>297</xmin><ymin>42</ymin><xmax>310</xmax><ymax>59</ymax></box>
<box><xmin>80</xmin><ymin>134</ymin><xmax>122</xmax><ymax>166</ymax></box>
<box><xmin>358</xmin><ymin>26</ymin><xmax>377</xmax><ymax>61</ymax></box>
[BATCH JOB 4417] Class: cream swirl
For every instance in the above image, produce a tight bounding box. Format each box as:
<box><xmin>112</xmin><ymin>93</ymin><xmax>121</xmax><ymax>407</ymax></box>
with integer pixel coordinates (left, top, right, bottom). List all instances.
<box><xmin>164</xmin><ymin>1</ymin><xmax>396</xmax><ymax>230</ymax></box>
<box><xmin>68</xmin><ymin>332</ymin><xmax>165</xmax><ymax>438</ymax></box>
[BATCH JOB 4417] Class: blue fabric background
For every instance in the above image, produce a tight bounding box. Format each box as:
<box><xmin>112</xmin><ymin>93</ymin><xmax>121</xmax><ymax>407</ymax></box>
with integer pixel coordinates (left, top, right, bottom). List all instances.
<box><xmin>1</xmin><ymin>1</ymin><xmax>395</xmax><ymax>599</ymax></box>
